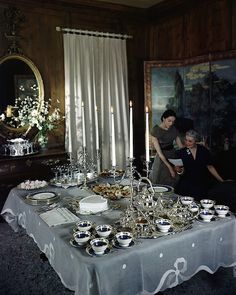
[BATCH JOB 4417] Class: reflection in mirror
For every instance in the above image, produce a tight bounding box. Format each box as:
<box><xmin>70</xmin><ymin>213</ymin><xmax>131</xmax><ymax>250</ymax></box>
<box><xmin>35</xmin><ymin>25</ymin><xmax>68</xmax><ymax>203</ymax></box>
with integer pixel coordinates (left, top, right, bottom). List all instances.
<box><xmin>0</xmin><ymin>57</ymin><xmax>38</xmax><ymax>115</ymax></box>
<box><xmin>0</xmin><ymin>54</ymin><xmax>44</xmax><ymax>139</ymax></box>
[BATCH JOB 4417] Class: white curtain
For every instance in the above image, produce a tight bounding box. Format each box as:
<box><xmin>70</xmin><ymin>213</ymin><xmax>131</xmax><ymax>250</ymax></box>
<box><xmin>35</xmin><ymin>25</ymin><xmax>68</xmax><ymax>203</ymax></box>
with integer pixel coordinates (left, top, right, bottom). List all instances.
<box><xmin>63</xmin><ymin>33</ymin><xmax>129</xmax><ymax>169</ymax></box>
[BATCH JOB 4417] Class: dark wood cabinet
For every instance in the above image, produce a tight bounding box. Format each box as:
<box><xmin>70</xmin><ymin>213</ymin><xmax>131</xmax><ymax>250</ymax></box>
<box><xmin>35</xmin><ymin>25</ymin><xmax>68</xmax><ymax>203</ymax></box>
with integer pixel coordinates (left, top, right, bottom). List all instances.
<box><xmin>0</xmin><ymin>148</ymin><xmax>68</xmax><ymax>211</ymax></box>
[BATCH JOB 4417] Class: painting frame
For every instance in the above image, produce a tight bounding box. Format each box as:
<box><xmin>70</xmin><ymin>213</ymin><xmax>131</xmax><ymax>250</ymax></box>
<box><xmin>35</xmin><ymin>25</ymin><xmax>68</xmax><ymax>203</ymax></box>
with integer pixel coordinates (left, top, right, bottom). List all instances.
<box><xmin>144</xmin><ymin>50</ymin><xmax>236</xmax><ymax>151</ymax></box>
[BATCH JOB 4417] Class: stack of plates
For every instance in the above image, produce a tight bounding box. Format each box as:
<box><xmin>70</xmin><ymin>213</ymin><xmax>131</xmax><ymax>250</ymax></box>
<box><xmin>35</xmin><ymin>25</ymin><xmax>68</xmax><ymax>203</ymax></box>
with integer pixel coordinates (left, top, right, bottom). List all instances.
<box><xmin>24</xmin><ymin>191</ymin><xmax>59</xmax><ymax>205</ymax></box>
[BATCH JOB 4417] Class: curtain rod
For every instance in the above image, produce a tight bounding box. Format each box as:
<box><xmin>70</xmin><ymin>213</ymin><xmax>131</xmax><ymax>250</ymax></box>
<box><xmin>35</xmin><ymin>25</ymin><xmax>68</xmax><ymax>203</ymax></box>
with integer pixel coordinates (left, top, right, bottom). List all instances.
<box><xmin>56</xmin><ymin>26</ymin><xmax>132</xmax><ymax>39</ymax></box>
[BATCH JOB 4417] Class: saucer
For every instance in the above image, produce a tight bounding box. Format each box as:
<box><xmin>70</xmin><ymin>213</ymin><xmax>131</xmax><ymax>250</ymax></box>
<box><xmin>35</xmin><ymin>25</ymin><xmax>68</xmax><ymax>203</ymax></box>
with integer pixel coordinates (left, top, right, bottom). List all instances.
<box><xmin>158</xmin><ymin>227</ymin><xmax>174</xmax><ymax>235</ymax></box>
<box><xmin>216</xmin><ymin>212</ymin><xmax>230</xmax><ymax>218</ymax></box>
<box><xmin>69</xmin><ymin>238</ymin><xmax>88</xmax><ymax>248</ymax></box>
<box><xmin>197</xmin><ymin>216</ymin><xmax>216</xmax><ymax>222</ymax></box>
<box><xmin>86</xmin><ymin>245</ymin><xmax>110</xmax><ymax>257</ymax></box>
<box><xmin>112</xmin><ymin>239</ymin><xmax>135</xmax><ymax>249</ymax></box>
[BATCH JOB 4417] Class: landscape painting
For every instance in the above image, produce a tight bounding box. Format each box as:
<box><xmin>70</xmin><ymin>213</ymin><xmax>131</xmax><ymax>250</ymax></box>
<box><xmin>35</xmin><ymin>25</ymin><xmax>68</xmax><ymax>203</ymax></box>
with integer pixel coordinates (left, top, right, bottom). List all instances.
<box><xmin>144</xmin><ymin>53</ymin><xmax>236</xmax><ymax>152</ymax></box>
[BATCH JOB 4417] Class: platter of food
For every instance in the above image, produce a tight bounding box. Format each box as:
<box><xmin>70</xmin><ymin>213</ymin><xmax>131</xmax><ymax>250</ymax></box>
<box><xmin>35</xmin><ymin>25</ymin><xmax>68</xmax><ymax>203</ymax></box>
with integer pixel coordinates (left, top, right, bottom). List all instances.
<box><xmin>92</xmin><ymin>183</ymin><xmax>131</xmax><ymax>200</ymax></box>
<box><xmin>17</xmin><ymin>180</ymin><xmax>48</xmax><ymax>190</ymax></box>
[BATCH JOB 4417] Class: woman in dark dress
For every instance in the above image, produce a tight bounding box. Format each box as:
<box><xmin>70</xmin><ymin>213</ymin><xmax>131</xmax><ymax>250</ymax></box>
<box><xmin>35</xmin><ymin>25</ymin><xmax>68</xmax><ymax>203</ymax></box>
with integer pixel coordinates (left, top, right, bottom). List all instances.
<box><xmin>149</xmin><ymin>110</ymin><xmax>183</xmax><ymax>186</ymax></box>
<box><xmin>175</xmin><ymin>130</ymin><xmax>224</xmax><ymax>198</ymax></box>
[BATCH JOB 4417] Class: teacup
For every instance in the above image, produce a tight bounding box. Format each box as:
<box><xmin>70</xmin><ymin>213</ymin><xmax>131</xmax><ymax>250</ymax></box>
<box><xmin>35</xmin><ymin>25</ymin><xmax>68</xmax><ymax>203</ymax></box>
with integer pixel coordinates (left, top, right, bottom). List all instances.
<box><xmin>115</xmin><ymin>232</ymin><xmax>133</xmax><ymax>247</ymax></box>
<box><xmin>181</xmin><ymin>196</ymin><xmax>194</xmax><ymax>206</ymax></box>
<box><xmin>156</xmin><ymin>219</ymin><xmax>171</xmax><ymax>233</ymax></box>
<box><xmin>214</xmin><ymin>205</ymin><xmax>229</xmax><ymax>217</ymax></box>
<box><xmin>95</xmin><ymin>224</ymin><xmax>112</xmax><ymax>238</ymax></box>
<box><xmin>73</xmin><ymin>230</ymin><xmax>91</xmax><ymax>245</ymax></box>
<box><xmin>199</xmin><ymin>209</ymin><xmax>214</xmax><ymax>222</ymax></box>
<box><xmin>76</xmin><ymin>220</ymin><xmax>92</xmax><ymax>231</ymax></box>
<box><xmin>188</xmin><ymin>202</ymin><xmax>199</xmax><ymax>213</ymax></box>
<box><xmin>90</xmin><ymin>238</ymin><xmax>109</xmax><ymax>255</ymax></box>
<box><xmin>200</xmin><ymin>199</ymin><xmax>215</xmax><ymax>209</ymax></box>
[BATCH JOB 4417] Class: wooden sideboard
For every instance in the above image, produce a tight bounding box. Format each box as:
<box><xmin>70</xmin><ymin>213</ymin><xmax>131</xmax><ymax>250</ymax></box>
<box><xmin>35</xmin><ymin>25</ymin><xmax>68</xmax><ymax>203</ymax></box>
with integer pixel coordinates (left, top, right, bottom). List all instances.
<box><xmin>0</xmin><ymin>148</ymin><xmax>68</xmax><ymax>212</ymax></box>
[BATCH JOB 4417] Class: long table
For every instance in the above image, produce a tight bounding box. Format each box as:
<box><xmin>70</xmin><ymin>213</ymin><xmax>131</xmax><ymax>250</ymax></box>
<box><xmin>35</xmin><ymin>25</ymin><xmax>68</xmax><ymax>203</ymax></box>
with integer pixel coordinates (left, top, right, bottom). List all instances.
<box><xmin>2</xmin><ymin>186</ymin><xmax>236</xmax><ymax>295</ymax></box>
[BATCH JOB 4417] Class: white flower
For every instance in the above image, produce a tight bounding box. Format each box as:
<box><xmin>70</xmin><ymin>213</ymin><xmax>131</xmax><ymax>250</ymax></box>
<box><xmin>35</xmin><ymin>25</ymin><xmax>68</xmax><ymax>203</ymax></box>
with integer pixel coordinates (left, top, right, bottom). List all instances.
<box><xmin>31</xmin><ymin>109</ymin><xmax>38</xmax><ymax>117</ymax></box>
<box><xmin>0</xmin><ymin>113</ymin><xmax>5</xmax><ymax>121</ymax></box>
<box><xmin>5</xmin><ymin>96</ymin><xmax>61</xmax><ymax>147</ymax></box>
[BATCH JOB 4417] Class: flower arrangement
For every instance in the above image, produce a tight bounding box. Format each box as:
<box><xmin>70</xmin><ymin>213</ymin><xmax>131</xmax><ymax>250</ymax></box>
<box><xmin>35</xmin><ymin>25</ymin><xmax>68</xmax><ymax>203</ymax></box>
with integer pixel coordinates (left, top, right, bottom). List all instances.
<box><xmin>2</xmin><ymin>96</ymin><xmax>61</xmax><ymax>148</ymax></box>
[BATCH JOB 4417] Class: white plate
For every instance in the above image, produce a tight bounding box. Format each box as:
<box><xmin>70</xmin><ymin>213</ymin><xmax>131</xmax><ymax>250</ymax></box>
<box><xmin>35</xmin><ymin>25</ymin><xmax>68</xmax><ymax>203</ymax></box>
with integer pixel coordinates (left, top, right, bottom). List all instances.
<box><xmin>150</xmin><ymin>185</ymin><xmax>174</xmax><ymax>193</ymax></box>
<box><xmin>28</xmin><ymin>192</ymin><xmax>56</xmax><ymax>200</ymax></box>
<box><xmin>153</xmin><ymin>186</ymin><xmax>169</xmax><ymax>193</ymax></box>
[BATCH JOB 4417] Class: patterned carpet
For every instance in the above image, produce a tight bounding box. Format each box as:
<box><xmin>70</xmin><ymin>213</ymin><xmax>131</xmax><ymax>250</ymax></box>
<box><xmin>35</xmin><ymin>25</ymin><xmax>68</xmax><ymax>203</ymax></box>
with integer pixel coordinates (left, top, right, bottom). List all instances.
<box><xmin>0</xmin><ymin>221</ymin><xmax>236</xmax><ymax>295</ymax></box>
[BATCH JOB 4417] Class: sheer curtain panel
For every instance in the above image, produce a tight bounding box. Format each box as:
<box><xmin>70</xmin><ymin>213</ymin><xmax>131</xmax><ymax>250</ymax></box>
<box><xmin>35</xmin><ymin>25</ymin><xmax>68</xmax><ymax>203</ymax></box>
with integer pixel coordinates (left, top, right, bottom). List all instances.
<box><xmin>63</xmin><ymin>32</ymin><xmax>129</xmax><ymax>169</ymax></box>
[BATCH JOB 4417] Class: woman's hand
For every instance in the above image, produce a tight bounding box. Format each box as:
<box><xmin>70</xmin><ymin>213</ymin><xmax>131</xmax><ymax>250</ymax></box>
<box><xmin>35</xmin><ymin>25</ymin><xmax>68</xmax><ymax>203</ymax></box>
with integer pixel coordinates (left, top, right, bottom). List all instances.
<box><xmin>175</xmin><ymin>166</ymin><xmax>184</xmax><ymax>175</ymax></box>
<box><xmin>169</xmin><ymin>166</ymin><xmax>176</xmax><ymax>178</ymax></box>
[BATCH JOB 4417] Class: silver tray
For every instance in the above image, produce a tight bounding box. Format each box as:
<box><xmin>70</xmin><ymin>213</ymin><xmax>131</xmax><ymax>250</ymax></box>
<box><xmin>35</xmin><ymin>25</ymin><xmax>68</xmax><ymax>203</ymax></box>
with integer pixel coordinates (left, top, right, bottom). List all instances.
<box><xmin>50</xmin><ymin>177</ymin><xmax>98</xmax><ymax>189</ymax></box>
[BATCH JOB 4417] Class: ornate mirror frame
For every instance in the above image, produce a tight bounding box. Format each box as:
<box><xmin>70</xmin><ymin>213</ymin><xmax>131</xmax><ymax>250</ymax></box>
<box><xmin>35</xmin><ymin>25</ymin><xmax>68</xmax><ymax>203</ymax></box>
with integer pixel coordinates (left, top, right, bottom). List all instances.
<box><xmin>0</xmin><ymin>54</ymin><xmax>44</xmax><ymax>139</ymax></box>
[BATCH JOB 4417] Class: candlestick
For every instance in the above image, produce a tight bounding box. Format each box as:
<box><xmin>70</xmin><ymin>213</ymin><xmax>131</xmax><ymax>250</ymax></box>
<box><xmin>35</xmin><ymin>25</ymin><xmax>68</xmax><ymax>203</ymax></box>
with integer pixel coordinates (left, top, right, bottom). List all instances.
<box><xmin>129</xmin><ymin>101</ymin><xmax>133</xmax><ymax>159</ymax></box>
<box><xmin>82</xmin><ymin>101</ymin><xmax>86</xmax><ymax>148</ymax></box>
<box><xmin>6</xmin><ymin>105</ymin><xmax>12</xmax><ymax>117</ymax></box>
<box><xmin>95</xmin><ymin>105</ymin><xmax>99</xmax><ymax>150</ymax></box>
<box><xmin>145</xmin><ymin>106</ymin><xmax>150</xmax><ymax>162</ymax></box>
<box><xmin>111</xmin><ymin>107</ymin><xmax>116</xmax><ymax>167</ymax></box>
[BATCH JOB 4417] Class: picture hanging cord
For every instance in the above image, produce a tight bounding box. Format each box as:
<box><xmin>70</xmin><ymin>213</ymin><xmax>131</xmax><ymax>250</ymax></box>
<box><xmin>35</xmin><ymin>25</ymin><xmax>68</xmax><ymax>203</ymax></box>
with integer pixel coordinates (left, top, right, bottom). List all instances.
<box><xmin>56</xmin><ymin>26</ymin><xmax>132</xmax><ymax>39</ymax></box>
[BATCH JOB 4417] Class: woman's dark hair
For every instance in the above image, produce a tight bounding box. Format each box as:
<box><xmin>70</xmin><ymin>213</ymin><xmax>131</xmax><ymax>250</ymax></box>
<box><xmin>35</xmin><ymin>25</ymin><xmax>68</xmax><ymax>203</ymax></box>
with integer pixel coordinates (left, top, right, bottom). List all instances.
<box><xmin>161</xmin><ymin>109</ymin><xmax>176</xmax><ymax>121</ymax></box>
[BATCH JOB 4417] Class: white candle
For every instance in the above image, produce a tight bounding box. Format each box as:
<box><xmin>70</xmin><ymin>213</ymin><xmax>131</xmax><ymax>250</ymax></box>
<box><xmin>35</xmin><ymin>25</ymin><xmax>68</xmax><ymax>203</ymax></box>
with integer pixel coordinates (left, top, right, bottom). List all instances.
<box><xmin>82</xmin><ymin>101</ymin><xmax>86</xmax><ymax>148</ymax></box>
<box><xmin>111</xmin><ymin>107</ymin><xmax>116</xmax><ymax>167</ymax></box>
<box><xmin>68</xmin><ymin>125</ymin><xmax>72</xmax><ymax>153</ymax></box>
<box><xmin>129</xmin><ymin>100</ymin><xmax>133</xmax><ymax>159</ymax></box>
<box><xmin>145</xmin><ymin>106</ymin><xmax>150</xmax><ymax>162</ymax></box>
<box><xmin>95</xmin><ymin>105</ymin><xmax>99</xmax><ymax>150</ymax></box>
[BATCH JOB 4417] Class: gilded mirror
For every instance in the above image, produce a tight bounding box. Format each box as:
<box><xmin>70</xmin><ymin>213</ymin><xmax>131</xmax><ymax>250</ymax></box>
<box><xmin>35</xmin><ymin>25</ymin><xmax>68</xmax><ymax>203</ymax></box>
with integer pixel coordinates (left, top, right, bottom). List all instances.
<box><xmin>0</xmin><ymin>54</ymin><xmax>44</xmax><ymax>139</ymax></box>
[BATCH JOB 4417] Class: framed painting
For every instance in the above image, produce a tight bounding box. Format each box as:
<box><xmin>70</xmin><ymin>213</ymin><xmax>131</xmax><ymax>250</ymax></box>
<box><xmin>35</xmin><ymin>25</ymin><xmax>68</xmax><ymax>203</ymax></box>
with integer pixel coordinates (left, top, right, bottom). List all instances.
<box><xmin>144</xmin><ymin>51</ymin><xmax>236</xmax><ymax>152</ymax></box>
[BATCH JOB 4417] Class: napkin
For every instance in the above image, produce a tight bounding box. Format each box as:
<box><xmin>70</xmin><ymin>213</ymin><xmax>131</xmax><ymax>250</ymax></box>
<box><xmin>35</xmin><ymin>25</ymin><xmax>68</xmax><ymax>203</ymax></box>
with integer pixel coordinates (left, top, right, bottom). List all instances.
<box><xmin>40</xmin><ymin>207</ymin><xmax>79</xmax><ymax>227</ymax></box>
<box><xmin>168</xmin><ymin>158</ymin><xmax>183</xmax><ymax>166</ymax></box>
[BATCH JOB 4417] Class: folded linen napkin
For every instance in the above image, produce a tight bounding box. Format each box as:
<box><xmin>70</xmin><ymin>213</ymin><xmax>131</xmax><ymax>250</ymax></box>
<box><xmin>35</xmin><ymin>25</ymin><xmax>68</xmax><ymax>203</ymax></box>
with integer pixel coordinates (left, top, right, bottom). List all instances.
<box><xmin>39</xmin><ymin>207</ymin><xmax>79</xmax><ymax>227</ymax></box>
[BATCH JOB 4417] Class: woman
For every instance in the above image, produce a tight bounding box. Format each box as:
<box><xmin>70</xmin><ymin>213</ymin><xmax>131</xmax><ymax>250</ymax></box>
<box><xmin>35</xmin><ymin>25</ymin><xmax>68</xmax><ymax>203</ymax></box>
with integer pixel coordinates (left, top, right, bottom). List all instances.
<box><xmin>175</xmin><ymin>129</ymin><xmax>224</xmax><ymax>198</ymax></box>
<box><xmin>149</xmin><ymin>109</ymin><xmax>183</xmax><ymax>186</ymax></box>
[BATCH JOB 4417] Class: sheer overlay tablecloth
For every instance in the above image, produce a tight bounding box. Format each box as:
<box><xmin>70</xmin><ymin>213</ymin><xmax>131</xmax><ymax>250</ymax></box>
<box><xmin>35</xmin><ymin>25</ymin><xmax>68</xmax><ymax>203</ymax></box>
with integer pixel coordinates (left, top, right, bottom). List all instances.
<box><xmin>2</xmin><ymin>186</ymin><xmax>236</xmax><ymax>295</ymax></box>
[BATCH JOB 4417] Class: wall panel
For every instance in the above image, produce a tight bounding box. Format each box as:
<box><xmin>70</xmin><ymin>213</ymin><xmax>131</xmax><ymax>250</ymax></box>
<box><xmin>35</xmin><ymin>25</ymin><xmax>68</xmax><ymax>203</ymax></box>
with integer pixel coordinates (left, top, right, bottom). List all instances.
<box><xmin>147</xmin><ymin>0</ymin><xmax>232</xmax><ymax>59</ymax></box>
<box><xmin>0</xmin><ymin>0</ymin><xmax>146</xmax><ymax>150</ymax></box>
